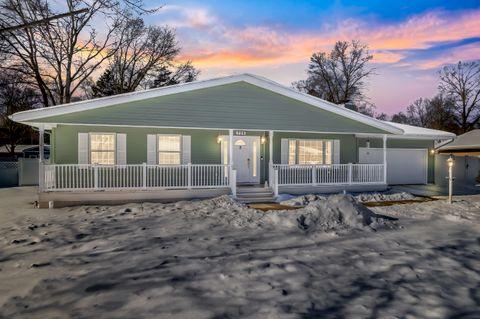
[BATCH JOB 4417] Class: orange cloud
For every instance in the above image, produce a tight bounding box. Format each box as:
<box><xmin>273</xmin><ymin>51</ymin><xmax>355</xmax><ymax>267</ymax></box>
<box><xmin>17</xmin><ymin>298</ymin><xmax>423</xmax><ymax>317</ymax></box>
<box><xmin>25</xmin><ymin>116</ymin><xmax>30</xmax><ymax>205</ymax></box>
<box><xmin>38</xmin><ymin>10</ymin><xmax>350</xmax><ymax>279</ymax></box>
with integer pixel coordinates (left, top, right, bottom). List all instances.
<box><xmin>176</xmin><ymin>9</ymin><xmax>480</xmax><ymax>69</ymax></box>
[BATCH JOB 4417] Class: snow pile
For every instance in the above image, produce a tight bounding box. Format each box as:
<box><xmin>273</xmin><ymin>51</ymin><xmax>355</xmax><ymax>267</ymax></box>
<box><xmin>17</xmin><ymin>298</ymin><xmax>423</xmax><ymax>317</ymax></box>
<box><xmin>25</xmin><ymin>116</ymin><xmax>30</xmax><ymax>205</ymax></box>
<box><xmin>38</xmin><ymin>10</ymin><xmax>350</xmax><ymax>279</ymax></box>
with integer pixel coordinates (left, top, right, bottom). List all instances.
<box><xmin>280</xmin><ymin>194</ymin><xmax>326</xmax><ymax>206</ymax></box>
<box><xmin>269</xmin><ymin>194</ymin><xmax>396</xmax><ymax>232</ymax></box>
<box><xmin>281</xmin><ymin>191</ymin><xmax>417</xmax><ymax>206</ymax></box>
<box><xmin>181</xmin><ymin>194</ymin><xmax>396</xmax><ymax>232</ymax></box>
<box><xmin>355</xmin><ymin>191</ymin><xmax>416</xmax><ymax>202</ymax></box>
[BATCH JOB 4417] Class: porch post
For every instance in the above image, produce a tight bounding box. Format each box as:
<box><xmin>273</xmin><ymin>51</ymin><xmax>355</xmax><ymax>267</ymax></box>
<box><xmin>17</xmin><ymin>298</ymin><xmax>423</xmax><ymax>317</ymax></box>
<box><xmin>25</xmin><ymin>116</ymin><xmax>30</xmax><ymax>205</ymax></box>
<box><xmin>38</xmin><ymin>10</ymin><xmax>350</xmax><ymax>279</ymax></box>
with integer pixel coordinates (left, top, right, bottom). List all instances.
<box><xmin>38</xmin><ymin>125</ymin><xmax>45</xmax><ymax>192</ymax></box>
<box><xmin>228</xmin><ymin>129</ymin><xmax>233</xmax><ymax>167</ymax></box>
<box><xmin>229</xmin><ymin>129</ymin><xmax>235</xmax><ymax>197</ymax></box>
<box><xmin>269</xmin><ymin>130</ymin><xmax>273</xmax><ymax>185</ymax></box>
<box><xmin>39</xmin><ymin>125</ymin><xmax>45</xmax><ymax>162</ymax></box>
<box><xmin>383</xmin><ymin>134</ymin><xmax>387</xmax><ymax>184</ymax></box>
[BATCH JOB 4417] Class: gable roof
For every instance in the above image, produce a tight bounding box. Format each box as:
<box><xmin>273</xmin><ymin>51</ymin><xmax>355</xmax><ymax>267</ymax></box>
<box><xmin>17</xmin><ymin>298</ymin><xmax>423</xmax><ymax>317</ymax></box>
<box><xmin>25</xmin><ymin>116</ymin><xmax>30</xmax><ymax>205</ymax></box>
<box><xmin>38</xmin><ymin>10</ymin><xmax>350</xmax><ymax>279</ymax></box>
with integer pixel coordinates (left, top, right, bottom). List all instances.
<box><xmin>437</xmin><ymin>129</ymin><xmax>480</xmax><ymax>151</ymax></box>
<box><xmin>10</xmin><ymin>74</ymin><xmax>401</xmax><ymax>134</ymax></box>
<box><xmin>8</xmin><ymin>73</ymin><xmax>453</xmax><ymax>139</ymax></box>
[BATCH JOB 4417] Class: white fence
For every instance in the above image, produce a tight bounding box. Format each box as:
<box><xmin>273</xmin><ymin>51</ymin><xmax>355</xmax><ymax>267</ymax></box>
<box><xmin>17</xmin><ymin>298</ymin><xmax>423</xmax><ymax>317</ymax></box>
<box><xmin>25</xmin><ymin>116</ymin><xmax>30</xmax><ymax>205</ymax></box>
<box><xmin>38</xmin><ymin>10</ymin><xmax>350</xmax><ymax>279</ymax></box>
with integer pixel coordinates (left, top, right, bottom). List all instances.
<box><xmin>42</xmin><ymin>163</ymin><xmax>233</xmax><ymax>191</ymax></box>
<box><xmin>272</xmin><ymin>164</ymin><xmax>385</xmax><ymax>186</ymax></box>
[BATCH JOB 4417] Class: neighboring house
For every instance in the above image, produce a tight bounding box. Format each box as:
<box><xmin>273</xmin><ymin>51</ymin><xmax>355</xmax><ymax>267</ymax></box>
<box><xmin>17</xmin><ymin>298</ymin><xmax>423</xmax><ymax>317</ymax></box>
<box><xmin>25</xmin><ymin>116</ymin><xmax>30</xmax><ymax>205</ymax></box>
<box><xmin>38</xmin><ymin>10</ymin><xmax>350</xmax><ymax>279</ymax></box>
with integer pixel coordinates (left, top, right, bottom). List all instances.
<box><xmin>435</xmin><ymin>129</ymin><xmax>480</xmax><ymax>187</ymax></box>
<box><xmin>10</xmin><ymin>74</ymin><xmax>455</xmax><ymax>207</ymax></box>
<box><xmin>0</xmin><ymin>145</ymin><xmax>50</xmax><ymax>160</ymax></box>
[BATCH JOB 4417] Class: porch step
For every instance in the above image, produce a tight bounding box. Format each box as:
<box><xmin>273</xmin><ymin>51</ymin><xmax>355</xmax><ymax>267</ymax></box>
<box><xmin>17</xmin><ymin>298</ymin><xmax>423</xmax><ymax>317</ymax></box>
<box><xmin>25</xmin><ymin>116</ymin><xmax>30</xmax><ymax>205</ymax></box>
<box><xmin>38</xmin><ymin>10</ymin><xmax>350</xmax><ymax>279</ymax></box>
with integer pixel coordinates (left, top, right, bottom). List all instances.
<box><xmin>236</xmin><ymin>191</ymin><xmax>274</xmax><ymax>198</ymax></box>
<box><xmin>237</xmin><ymin>197</ymin><xmax>277</xmax><ymax>204</ymax></box>
<box><xmin>237</xmin><ymin>186</ymin><xmax>273</xmax><ymax>193</ymax></box>
<box><xmin>236</xmin><ymin>186</ymin><xmax>276</xmax><ymax>203</ymax></box>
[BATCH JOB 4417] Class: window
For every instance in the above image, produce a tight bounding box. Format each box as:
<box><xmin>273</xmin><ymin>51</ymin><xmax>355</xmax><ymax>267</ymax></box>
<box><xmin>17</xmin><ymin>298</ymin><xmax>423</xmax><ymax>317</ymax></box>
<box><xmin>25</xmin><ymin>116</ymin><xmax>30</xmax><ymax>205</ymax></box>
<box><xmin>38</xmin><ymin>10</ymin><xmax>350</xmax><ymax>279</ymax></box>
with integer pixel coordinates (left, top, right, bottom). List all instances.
<box><xmin>158</xmin><ymin>135</ymin><xmax>181</xmax><ymax>165</ymax></box>
<box><xmin>288</xmin><ymin>139</ymin><xmax>333</xmax><ymax>164</ymax></box>
<box><xmin>90</xmin><ymin>133</ymin><xmax>115</xmax><ymax>165</ymax></box>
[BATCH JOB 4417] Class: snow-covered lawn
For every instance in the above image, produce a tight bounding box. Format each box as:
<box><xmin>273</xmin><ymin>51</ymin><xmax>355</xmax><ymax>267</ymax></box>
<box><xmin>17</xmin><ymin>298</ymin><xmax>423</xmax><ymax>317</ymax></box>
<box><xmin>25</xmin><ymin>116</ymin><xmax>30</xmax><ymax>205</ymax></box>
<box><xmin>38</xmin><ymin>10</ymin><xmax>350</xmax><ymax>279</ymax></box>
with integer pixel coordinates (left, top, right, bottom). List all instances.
<box><xmin>0</xmin><ymin>187</ymin><xmax>479</xmax><ymax>318</ymax></box>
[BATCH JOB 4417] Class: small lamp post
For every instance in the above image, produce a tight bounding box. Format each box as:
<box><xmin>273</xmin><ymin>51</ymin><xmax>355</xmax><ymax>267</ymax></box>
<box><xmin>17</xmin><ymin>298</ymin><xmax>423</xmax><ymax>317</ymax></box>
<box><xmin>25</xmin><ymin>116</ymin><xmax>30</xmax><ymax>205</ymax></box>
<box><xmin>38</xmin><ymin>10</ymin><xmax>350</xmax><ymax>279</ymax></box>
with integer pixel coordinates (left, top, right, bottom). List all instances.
<box><xmin>447</xmin><ymin>155</ymin><xmax>455</xmax><ymax>204</ymax></box>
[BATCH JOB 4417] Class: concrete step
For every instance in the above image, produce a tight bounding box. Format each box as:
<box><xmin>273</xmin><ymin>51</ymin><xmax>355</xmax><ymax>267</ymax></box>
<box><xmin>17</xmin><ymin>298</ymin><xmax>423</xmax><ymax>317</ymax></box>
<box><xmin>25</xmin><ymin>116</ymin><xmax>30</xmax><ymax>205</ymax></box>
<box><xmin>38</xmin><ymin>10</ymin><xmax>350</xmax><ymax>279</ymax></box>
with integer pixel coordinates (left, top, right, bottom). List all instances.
<box><xmin>237</xmin><ymin>197</ymin><xmax>277</xmax><ymax>203</ymax></box>
<box><xmin>237</xmin><ymin>187</ymin><xmax>273</xmax><ymax>194</ymax></box>
<box><xmin>236</xmin><ymin>191</ymin><xmax>274</xmax><ymax>198</ymax></box>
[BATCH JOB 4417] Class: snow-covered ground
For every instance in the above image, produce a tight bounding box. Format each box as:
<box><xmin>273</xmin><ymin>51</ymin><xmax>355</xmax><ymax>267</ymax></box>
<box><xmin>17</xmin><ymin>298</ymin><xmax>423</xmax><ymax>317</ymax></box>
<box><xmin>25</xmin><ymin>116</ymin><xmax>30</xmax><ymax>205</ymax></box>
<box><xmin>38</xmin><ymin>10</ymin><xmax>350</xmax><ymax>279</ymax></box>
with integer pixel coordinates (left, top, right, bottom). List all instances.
<box><xmin>0</xmin><ymin>187</ymin><xmax>479</xmax><ymax>318</ymax></box>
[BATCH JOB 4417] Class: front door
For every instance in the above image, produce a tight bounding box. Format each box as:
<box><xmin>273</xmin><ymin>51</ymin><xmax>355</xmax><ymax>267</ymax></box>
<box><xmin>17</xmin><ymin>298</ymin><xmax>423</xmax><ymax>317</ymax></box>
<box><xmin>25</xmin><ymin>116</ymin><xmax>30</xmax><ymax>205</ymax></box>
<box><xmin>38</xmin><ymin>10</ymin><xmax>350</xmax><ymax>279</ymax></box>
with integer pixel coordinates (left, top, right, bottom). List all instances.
<box><xmin>233</xmin><ymin>136</ymin><xmax>260</xmax><ymax>184</ymax></box>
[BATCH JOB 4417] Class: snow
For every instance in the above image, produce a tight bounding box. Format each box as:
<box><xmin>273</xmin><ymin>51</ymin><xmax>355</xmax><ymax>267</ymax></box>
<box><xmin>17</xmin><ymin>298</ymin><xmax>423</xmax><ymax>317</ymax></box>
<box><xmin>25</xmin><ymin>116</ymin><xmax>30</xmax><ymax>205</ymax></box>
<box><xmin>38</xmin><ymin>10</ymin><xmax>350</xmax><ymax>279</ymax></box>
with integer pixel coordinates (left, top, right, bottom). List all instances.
<box><xmin>280</xmin><ymin>191</ymin><xmax>417</xmax><ymax>206</ymax></box>
<box><xmin>0</xmin><ymin>187</ymin><xmax>479</xmax><ymax>318</ymax></box>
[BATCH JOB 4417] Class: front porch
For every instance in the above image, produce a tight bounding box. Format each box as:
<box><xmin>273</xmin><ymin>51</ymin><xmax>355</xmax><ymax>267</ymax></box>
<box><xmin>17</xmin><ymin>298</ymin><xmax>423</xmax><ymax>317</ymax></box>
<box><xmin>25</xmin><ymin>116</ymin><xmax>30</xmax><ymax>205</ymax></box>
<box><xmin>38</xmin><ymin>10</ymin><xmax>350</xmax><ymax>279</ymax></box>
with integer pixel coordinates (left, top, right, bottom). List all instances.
<box><xmin>36</xmin><ymin>127</ymin><xmax>389</xmax><ymax>207</ymax></box>
<box><xmin>38</xmin><ymin>161</ymin><xmax>386</xmax><ymax>207</ymax></box>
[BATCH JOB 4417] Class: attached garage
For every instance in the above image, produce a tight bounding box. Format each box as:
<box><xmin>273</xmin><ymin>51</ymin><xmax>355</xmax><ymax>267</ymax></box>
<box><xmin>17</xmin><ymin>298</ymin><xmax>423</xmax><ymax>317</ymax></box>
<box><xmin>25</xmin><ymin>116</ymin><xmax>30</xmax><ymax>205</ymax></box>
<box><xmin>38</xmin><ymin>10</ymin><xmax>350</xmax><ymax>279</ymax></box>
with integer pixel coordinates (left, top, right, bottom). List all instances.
<box><xmin>359</xmin><ymin>147</ymin><xmax>428</xmax><ymax>185</ymax></box>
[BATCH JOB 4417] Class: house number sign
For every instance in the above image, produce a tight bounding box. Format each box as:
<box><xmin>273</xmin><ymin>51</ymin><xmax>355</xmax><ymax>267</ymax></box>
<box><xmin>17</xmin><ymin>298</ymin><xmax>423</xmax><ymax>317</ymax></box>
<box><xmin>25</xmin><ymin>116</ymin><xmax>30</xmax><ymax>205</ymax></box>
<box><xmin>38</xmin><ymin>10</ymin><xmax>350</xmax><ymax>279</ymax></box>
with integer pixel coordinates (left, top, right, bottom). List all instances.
<box><xmin>235</xmin><ymin>130</ymin><xmax>247</xmax><ymax>136</ymax></box>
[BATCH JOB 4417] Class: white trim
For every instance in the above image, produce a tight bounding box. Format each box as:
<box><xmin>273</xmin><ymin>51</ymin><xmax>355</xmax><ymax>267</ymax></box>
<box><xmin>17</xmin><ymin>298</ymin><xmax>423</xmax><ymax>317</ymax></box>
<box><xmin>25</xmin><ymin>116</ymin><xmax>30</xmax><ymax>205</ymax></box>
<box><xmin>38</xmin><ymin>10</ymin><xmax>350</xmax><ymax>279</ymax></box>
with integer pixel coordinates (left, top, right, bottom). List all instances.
<box><xmin>89</xmin><ymin>132</ymin><xmax>117</xmax><ymax>165</ymax></box>
<box><xmin>157</xmin><ymin>134</ymin><xmax>182</xmax><ymax>165</ymax></box>
<box><xmin>355</xmin><ymin>133</ymin><xmax>455</xmax><ymax>140</ymax></box>
<box><xmin>24</xmin><ymin>122</ymin><xmax>398</xmax><ymax>136</ymax></box>
<box><xmin>284</xmin><ymin>138</ymin><xmax>336</xmax><ymax>165</ymax></box>
<box><xmin>10</xmin><ymin>74</ymin><xmax>402</xmax><ymax>134</ymax></box>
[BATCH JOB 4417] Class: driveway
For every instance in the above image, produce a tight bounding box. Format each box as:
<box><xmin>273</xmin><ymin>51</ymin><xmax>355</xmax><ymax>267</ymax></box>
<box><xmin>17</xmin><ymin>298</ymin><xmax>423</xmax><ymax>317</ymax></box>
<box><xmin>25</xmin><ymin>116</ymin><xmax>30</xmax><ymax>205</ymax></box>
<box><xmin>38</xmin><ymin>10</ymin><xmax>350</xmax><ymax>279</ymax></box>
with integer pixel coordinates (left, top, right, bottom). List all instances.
<box><xmin>391</xmin><ymin>183</ymin><xmax>480</xmax><ymax>197</ymax></box>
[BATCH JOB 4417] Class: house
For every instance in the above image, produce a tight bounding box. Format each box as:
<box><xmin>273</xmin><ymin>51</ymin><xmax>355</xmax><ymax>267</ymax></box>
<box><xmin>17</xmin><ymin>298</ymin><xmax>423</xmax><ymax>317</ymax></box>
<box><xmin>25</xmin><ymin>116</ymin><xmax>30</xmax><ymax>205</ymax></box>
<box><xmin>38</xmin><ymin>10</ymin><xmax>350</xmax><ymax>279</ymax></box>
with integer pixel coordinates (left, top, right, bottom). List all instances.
<box><xmin>9</xmin><ymin>74</ymin><xmax>455</xmax><ymax>207</ymax></box>
<box><xmin>0</xmin><ymin>144</ymin><xmax>50</xmax><ymax>160</ymax></box>
<box><xmin>435</xmin><ymin>129</ymin><xmax>480</xmax><ymax>187</ymax></box>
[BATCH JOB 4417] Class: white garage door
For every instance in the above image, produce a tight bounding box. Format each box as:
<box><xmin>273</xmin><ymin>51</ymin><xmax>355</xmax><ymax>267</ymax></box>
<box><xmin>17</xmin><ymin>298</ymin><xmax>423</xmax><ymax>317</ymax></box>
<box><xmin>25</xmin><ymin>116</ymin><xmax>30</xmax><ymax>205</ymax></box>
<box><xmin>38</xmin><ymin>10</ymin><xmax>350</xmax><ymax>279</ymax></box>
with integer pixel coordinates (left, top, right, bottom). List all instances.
<box><xmin>359</xmin><ymin>148</ymin><xmax>428</xmax><ymax>185</ymax></box>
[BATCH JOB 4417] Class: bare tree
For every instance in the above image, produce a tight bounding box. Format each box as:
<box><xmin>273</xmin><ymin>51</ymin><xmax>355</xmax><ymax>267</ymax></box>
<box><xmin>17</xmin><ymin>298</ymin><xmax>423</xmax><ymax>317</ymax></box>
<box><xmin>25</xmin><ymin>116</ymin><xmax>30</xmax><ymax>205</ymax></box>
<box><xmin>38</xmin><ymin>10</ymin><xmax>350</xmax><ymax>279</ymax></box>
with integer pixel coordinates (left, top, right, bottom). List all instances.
<box><xmin>405</xmin><ymin>98</ymin><xmax>429</xmax><ymax>127</ymax></box>
<box><xmin>107</xmin><ymin>18</ymin><xmax>180</xmax><ymax>94</ymax></box>
<box><xmin>439</xmin><ymin>61</ymin><xmax>480</xmax><ymax>133</ymax></box>
<box><xmin>89</xmin><ymin>18</ymin><xmax>197</xmax><ymax>97</ymax></box>
<box><xmin>148</xmin><ymin>62</ymin><xmax>199</xmax><ymax>89</ymax></box>
<box><xmin>391</xmin><ymin>94</ymin><xmax>457</xmax><ymax>132</ymax></box>
<box><xmin>0</xmin><ymin>0</ymin><xmax>152</xmax><ymax>106</ymax></box>
<box><xmin>0</xmin><ymin>70</ymin><xmax>40</xmax><ymax>154</ymax></box>
<box><xmin>293</xmin><ymin>40</ymin><xmax>374</xmax><ymax>105</ymax></box>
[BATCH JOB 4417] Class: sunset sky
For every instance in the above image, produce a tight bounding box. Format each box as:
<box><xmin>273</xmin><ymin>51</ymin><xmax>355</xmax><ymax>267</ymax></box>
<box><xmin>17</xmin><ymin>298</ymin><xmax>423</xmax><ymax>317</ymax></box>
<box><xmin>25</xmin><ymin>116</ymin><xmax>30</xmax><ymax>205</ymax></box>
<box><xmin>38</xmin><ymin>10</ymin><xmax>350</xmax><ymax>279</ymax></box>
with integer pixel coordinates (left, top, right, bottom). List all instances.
<box><xmin>143</xmin><ymin>0</ymin><xmax>480</xmax><ymax>114</ymax></box>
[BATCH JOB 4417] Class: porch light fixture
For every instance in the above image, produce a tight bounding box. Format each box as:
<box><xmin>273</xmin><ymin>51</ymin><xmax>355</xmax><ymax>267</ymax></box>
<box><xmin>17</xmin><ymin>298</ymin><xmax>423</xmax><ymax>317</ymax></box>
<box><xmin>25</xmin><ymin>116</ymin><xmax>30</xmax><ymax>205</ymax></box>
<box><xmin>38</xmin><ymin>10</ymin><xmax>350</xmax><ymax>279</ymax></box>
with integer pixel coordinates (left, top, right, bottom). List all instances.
<box><xmin>261</xmin><ymin>135</ymin><xmax>266</xmax><ymax>144</ymax></box>
<box><xmin>430</xmin><ymin>149</ymin><xmax>435</xmax><ymax>155</ymax></box>
<box><xmin>217</xmin><ymin>135</ymin><xmax>222</xmax><ymax>144</ymax></box>
<box><xmin>447</xmin><ymin>155</ymin><xmax>455</xmax><ymax>204</ymax></box>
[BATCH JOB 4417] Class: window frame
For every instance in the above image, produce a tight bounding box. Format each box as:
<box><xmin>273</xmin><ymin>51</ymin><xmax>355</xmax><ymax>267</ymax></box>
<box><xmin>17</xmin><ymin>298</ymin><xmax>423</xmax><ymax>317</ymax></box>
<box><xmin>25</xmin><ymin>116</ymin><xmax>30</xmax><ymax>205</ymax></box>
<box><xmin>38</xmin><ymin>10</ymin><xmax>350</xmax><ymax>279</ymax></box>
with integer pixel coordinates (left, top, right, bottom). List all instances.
<box><xmin>89</xmin><ymin>132</ymin><xmax>116</xmax><ymax>165</ymax></box>
<box><xmin>288</xmin><ymin>139</ymin><xmax>334</xmax><ymax>165</ymax></box>
<box><xmin>157</xmin><ymin>134</ymin><xmax>182</xmax><ymax>165</ymax></box>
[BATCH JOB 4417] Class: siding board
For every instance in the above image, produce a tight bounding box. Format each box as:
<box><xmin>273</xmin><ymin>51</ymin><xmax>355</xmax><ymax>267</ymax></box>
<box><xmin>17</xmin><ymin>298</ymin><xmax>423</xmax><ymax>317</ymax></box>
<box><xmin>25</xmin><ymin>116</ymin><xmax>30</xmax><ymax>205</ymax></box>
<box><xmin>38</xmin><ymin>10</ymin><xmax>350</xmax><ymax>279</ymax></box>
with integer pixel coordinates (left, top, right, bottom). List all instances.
<box><xmin>34</xmin><ymin>82</ymin><xmax>387</xmax><ymax>134</ymax></box>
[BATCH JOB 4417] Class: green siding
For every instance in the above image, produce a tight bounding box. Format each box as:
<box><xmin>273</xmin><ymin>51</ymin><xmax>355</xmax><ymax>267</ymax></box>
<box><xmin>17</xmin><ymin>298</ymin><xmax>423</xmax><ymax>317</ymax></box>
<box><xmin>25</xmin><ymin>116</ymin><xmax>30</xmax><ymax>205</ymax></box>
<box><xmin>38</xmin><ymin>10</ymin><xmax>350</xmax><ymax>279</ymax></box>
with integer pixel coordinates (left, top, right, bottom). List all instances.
<box><xmin>357</xmin><ymin>138</ymin><xmax>435</xmax><ymax>183</ymax></box>
<box><xmin>52</xmin><ymin>125</ymin><xmax>270</xmax><ymax>183</ymax></box>
<box><xmin>52</xmin><ymin>124</ymin><xmax>437</xmax><ymax>184</ymax></box>
<box><xmin>53</xmin><ymin>125</ymin><xmax>228</xmax><ymax>165</ymax></box>
<box><xmin>36</xmin><ymin>82</ymin><xmax>387</xmax><ymax>134</ymax></box>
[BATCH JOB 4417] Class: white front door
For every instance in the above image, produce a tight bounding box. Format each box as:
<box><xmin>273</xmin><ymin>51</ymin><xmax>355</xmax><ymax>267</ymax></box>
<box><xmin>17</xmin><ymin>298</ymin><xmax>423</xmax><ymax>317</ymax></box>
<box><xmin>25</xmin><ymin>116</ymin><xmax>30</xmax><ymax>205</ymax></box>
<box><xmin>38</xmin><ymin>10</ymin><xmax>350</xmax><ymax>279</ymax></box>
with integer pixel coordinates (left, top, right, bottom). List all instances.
<box><xmin>233</xmin><ymin>136</ymin><xmax>260</xmax><ymax>184</ymax></box>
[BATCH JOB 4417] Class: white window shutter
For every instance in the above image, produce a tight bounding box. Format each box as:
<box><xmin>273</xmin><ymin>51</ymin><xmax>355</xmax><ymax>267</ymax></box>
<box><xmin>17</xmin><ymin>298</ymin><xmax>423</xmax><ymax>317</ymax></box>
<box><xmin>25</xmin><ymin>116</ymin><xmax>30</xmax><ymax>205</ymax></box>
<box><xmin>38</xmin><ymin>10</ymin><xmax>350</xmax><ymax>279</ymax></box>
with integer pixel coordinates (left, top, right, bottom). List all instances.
<box><xmin>78</xmin><ymin>133</ymin><xmax>89</xmax><ymax>164</ymax></box>
<box><xmin>181</xmin><ymin>135</ymin><xmax>191</xmax><ymax>164</ymax></box>
<box><xmin>281</xmin><ymin>138</ymin><xmax>289</xmax><ymax>164</ymax></box>
<box><xmin>147</xmin><ymin>134</ymin><xmax>157</xmax><ymax>165</ymax></box>
<box><xmin>116</xmin><ymin>133</ymin><xmax>127</xmax><ymax>165</ymax></box>
<box><xmin>333</xmin><ymin>139</ymin><xmax>340</xmax><ymax>164</ymax></box>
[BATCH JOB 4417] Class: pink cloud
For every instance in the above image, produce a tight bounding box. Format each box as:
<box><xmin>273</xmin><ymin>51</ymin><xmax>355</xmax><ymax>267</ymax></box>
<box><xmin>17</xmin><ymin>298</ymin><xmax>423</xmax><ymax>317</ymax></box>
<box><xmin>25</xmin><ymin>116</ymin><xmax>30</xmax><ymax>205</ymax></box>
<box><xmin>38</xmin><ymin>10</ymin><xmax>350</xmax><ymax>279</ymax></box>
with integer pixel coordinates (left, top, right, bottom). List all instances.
<box><xmin>174</xmin><ymin>9</ymin><xmax>480</xmax><ymax>69</ymax></box>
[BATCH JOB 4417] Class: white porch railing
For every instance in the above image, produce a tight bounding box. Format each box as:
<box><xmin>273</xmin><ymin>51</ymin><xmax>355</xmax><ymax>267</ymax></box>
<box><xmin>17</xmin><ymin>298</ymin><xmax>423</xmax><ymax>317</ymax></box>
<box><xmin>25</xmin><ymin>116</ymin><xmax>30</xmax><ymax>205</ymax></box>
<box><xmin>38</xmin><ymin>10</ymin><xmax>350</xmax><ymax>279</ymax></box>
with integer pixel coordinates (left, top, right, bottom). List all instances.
<box><xmin>272</xmin><ymin>163</ymin><xmax>385</xmax><ymax>186</ymax></box>
<box><xmin>42</xmin><ymin>163</ymin><xmax>233</xmax><ymax>192</ymax></box>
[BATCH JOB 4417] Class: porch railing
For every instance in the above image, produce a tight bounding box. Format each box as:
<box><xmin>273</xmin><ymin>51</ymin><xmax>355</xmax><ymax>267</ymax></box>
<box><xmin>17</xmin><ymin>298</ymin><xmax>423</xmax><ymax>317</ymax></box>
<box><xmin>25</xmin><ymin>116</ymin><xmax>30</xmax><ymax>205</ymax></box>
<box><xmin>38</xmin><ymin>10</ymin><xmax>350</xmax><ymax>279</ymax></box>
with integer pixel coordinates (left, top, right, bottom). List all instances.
<box><xmin>272</xmin><ymin>163</ymin><xmax>385</xmax><ymax>187</ymax></box>
<box><xmin>42</xmin><ymin>163</ymin><xmax>233</xmax><ymax>192</ymax></box>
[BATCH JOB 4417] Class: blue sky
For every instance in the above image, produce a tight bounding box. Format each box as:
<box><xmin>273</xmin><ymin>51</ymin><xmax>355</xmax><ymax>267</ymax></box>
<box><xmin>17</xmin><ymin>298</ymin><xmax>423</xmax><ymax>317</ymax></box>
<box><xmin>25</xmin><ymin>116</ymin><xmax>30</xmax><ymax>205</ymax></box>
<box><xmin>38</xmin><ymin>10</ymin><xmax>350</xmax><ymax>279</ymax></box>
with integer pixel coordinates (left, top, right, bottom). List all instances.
<box><xmin>143</xmin><ymin>0</ymin><xmax>480</xmax><ymax>114</ymax></box>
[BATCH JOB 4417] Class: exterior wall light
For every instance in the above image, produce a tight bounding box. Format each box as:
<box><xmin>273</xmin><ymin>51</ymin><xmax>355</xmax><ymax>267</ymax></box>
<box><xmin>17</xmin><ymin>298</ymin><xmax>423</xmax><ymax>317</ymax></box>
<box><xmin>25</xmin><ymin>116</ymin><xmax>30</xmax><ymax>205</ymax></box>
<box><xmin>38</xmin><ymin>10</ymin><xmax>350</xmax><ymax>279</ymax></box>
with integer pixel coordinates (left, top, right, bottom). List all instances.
<box><xmin>217</xmin><ymin>135</ymin><xmax>222</xmax><ymax>144</ymax></box>
<box><xmin>430</xmin><ymin>149</ymin><xmax>435</xmax><ymax>155</ymax></box>
<box><xmin>261</xmin><ymin>135</ymin><xmax>266</xmax><ymax>144</ymax></box>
